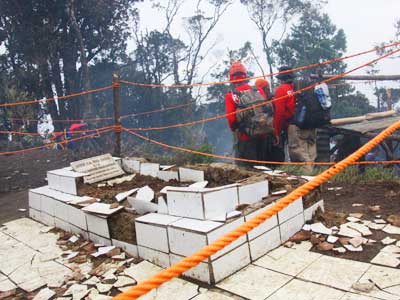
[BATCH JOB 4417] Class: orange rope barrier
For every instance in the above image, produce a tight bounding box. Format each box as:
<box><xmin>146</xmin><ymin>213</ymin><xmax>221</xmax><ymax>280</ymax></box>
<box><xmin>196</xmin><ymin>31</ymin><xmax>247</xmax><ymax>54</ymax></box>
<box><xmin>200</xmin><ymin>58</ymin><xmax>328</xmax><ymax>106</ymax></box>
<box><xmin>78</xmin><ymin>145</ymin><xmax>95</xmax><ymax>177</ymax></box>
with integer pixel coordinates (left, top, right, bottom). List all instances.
<box><xmin>0</xmin><ymin>125</ymin><xmax>116</xmax><ymax>137</ymax></box>
<box><xmin>0</xmin><ymin>85</ymin><xmax>113</xmax><ymax>108</ymax></box>
<box><xmin>120</xmin><ymin>41</ymin><xmax>400</xmax><ymax>89</ymax></box>
<box><xmin>0</xmin><ymin>126</ymin><xmax>113</xmax><ymax>156</ymax></box>
<box><xmin>123</xmin><ymin>47</ymin><xmax>400</xmax><ymax>132</ymax></box>
<box><xmin>120</xmin><ymin>101</ymin><xmax>196</xmax><ymax>120</ymax></box>
<box><xmin>9</xmin><ymin>116</ymin><xmax>114</xmax><ymax>123</ymax></box>
<box><xmin>123</xmin><ymin>127</ymin><xmax>400</xmax><ymax>166</ymax></box>
<box><xmin>115</xmin><ymin>120</ymin><xmax>400</xmax><ymax>300</ymax></box>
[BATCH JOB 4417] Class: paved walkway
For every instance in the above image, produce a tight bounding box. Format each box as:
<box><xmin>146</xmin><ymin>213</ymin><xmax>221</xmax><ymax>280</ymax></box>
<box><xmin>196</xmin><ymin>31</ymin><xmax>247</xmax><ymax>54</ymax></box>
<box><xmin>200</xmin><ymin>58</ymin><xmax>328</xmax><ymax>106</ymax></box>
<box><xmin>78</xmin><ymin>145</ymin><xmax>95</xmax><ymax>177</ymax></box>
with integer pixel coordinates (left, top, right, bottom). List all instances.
<box><xmin>1</xmin><ymin>218</ymin><xmax>400</xmax><ymax>300</ymax></box>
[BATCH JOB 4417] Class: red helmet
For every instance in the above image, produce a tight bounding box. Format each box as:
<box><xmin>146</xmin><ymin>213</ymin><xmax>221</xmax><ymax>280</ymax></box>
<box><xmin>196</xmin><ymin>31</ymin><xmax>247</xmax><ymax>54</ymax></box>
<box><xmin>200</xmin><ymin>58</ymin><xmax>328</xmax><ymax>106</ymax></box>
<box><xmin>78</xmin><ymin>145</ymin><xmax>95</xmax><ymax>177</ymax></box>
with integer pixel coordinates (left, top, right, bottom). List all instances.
<box><xmin>229</xmin><ymin>61</ymin><xmax>247</xmax><ymax>81</ymax></box>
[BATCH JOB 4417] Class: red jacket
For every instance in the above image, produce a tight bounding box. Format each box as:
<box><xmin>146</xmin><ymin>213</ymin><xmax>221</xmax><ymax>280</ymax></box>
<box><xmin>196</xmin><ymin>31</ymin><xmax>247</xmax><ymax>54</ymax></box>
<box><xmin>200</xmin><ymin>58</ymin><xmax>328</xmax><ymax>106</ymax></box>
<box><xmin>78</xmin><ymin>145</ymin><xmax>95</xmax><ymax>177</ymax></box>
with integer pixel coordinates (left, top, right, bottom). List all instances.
<box><xmin>273</xmin><ymin>83</ymin><xmax>295</xmax><ymax>138</ymax></box>
<box><xmin>225</xmin><ymin>84</ymin><xmax>266</xmax><ymax>141</ymax></box>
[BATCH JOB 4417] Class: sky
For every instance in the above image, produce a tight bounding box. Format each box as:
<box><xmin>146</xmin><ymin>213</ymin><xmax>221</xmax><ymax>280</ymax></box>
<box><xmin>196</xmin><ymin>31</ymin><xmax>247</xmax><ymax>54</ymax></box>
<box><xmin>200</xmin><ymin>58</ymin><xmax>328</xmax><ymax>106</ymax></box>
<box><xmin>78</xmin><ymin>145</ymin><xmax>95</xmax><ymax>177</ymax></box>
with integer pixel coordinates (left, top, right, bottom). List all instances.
<box><xmin>131</xmin><ymin>0</ymin><xmax>400</xmax><ymax>105</ymax></box>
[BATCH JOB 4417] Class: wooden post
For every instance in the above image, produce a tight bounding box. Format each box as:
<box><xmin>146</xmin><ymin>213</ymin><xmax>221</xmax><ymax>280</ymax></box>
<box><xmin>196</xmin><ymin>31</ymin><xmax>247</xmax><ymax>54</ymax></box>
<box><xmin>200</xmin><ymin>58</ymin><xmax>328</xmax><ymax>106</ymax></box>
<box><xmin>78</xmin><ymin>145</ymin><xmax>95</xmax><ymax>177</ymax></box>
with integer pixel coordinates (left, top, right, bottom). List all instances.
<box><xmin>113</xmin><ymin>73</ymin><xmax>121</xmax><ymax>157</ymax></box>
<box><xmin>387</xmin><ymin>88</ymin><xmax>393</xmax><ymax>111</ymax></box>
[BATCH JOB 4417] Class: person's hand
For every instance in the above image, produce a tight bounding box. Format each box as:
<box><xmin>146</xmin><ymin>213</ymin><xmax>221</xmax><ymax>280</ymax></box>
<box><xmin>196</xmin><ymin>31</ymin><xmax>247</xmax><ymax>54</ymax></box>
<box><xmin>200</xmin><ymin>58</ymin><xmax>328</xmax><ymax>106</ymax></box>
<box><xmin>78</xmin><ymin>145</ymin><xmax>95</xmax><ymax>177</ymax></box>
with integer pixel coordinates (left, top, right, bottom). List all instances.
<box><xmin>273</xmin><ymin>135</ymin><xmax>280</xmax><ymax>146</ymax></box>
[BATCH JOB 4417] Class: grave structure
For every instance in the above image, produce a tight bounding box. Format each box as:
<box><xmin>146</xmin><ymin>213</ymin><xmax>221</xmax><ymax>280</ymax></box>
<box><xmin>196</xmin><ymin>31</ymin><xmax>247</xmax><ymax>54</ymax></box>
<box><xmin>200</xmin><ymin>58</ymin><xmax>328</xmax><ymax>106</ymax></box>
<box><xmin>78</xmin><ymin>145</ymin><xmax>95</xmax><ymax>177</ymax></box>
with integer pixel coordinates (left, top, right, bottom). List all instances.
<box><xmin>28</xmin><ymin>153</ymin><xmax>324</xmax><ymax>285</ymax></box>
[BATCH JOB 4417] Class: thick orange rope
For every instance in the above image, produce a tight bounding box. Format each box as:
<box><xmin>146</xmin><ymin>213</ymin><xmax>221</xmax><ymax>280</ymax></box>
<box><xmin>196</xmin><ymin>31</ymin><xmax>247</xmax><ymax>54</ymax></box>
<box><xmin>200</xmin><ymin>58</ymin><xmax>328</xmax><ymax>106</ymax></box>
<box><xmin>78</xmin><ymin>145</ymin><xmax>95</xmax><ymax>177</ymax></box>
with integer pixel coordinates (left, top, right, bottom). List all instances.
<box><xmin>115</xmin><ymin>120</ymin><xmax>400</xmax><ymax>300</ymax></box>
<box><xmin>0</xmin><ymin>127</ymin><xmax>113</xmax><ymax>155</ymax></box>
<box><xmin>0</xmin><ymin>85</ymin><xmax>113</xmax><ymax>108</ymax></box>
<box><xmin>123</xmin><ymin>127</ymin><xmax>400</xmax><ymax>166</ymax></box>
<box><xmin>119</xmin><ymin>41</ymin><xmax>400</xmax><ymax>89</ymax></box>
<box><xmin>123</xmin><ymin>47</ymin><xmax>400</xmax><ymax>132</ymax></box>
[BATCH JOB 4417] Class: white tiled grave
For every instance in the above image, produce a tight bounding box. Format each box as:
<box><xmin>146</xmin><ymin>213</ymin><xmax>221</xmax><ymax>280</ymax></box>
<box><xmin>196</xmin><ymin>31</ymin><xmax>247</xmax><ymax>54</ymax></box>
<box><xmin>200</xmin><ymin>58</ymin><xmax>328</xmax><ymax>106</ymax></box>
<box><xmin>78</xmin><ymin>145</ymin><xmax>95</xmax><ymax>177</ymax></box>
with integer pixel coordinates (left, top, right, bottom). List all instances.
<box><xmin>47</xmin><ymin>168</ymin><xmax>85</xmax><ymax>195</ymax></box>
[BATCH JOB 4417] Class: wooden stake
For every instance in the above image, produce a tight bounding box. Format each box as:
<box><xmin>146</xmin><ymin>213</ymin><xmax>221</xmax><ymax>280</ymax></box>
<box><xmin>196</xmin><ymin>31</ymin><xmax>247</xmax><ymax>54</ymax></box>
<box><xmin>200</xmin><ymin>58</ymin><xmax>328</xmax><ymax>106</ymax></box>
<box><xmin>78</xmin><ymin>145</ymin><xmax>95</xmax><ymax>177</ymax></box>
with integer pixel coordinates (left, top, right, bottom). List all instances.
<box><xmin>113</xmin><ymin>73</ymin><xmax>121</xmax><ymax>157</ymax></box>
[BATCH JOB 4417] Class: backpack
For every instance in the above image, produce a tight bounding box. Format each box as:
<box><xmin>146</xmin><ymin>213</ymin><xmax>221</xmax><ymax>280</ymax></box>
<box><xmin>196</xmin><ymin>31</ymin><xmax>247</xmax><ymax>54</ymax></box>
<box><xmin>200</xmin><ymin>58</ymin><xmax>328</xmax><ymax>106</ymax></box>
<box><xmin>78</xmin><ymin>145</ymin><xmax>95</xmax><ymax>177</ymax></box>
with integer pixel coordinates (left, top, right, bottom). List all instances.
<box><xmin>292</xmin><ymin>80</ymin><xmax>331</xmax><ymax>129</ymax></box>
<box><xmin>233</xmin><ymin>87</ymin><xmax>274</xmax><ymax>137</ymax></box>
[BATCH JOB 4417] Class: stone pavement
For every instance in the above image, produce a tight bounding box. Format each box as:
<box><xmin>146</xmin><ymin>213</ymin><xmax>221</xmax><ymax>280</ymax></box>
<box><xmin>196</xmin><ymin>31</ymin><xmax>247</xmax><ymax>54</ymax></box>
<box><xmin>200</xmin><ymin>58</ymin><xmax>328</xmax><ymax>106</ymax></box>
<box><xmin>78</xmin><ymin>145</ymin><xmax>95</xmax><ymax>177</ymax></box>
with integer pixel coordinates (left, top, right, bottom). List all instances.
<box><xmin>1</xmin><ymin>218</ymin><xmax>400</xmax><ymax>300</ymax></box>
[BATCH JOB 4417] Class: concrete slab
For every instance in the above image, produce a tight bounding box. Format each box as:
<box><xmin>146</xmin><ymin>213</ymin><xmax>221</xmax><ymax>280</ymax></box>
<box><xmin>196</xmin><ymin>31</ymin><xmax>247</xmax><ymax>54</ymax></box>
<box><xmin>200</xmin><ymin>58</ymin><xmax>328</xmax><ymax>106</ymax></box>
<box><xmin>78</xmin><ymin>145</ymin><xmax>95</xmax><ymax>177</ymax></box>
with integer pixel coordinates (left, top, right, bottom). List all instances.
<box><xmin>298</xmin><ymin>256</ymin><xmax>370</xmax><ymax>291</ymax></box>
<box><xmin>217</xmin><ymin>265</ymin><xmax>292</xmax><ymax>300</ymax></box>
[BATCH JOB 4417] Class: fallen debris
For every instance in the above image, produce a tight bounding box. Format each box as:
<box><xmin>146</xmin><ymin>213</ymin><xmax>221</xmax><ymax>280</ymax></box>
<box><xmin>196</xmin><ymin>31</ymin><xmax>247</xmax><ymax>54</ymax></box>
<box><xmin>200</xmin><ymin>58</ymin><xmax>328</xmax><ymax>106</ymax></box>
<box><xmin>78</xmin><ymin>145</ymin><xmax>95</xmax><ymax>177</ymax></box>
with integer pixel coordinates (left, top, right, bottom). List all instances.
<box><xmin>349</xmin><ymin>237</ymin><xmax>364</xmax><ymax>248</ymax></box>
<box><xmin>368</xmin><ymin>205</ymin><xmax>381</xmax><ymax>212</ymax></box>
<box><xmin>310</xmin><ymin>223</ymin><xmax>332</xmax><ymax>235</ymax></box>
<box><xmin>344</xmin><ymin>244</ymin><xmax>363</xmax><ymax>252</ymax></box>
<box><xmin>381</xmin><ymin>237</ymin><xmax>396</xmax><ymax>245</ymax></box>
<box><xmin>317</xmin><ymin>242</ymin><xmax>334</xmax><ymax>251</ymax></box>
<box><xmin>136</xmin><ymin>185</ymin><xmax>154</xmax><ymax>202</ymax></box>
<box><xmin>115</xmin><ymin>188</ymin><xmax>139</xmax><ymax>202</ymax></box>
<box><xmin>352</xmin><ymin>282</ymin><xmax>375</xmax><ymax>293</ymax></box>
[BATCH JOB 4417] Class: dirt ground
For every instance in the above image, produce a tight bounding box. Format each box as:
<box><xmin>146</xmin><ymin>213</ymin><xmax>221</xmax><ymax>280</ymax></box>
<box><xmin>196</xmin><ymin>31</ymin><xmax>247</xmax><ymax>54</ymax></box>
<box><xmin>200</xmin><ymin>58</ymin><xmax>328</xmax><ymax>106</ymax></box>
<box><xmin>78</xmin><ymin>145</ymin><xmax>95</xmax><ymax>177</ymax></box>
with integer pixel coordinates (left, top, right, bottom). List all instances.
<box><xmin>311</xmin><ymin>180</ymin><xmax>400</xmax><ymax>263</ymax></box>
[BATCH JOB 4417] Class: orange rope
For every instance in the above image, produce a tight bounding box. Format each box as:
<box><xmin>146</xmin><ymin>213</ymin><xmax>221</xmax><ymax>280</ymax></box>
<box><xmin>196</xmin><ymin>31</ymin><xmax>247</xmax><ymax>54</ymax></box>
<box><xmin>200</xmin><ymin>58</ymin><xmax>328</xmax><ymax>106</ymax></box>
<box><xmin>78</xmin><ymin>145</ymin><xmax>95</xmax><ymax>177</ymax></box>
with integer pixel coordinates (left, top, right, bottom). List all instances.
<box><xmin>120</xmin><ymin>101</ymin><xmax>196</xmax><ymax>120</ymax></box>
<box><xmin>0</xmin><ymin>127</ymin><xmax>113</xmax><ymax>156</ymax></box>
<box><xmin>10</xmin><ymin>116</ymin><xmax>114</xmax><ymax>123</ymax></box>
<box><xmin>0</xmin><ymin>85</ymin><xmax>113</xmax><ymax>108</ymax></box>
<box><xmin>123</xmin><ymin>47</ymin><xmax>400</xmax><ymax>132</ymax></box>
<box><xmin>123</xmin><ymin>127</ymin><xmax>400</xmax><ymax>166</ymax></box>
<box><xmin>119</xmin><ymin>41</ymin><xmax>400</xmax><ymax>89</ymax></box>
<box><xmin>0</xmin><ymin>125</ymin><xmax>115</xmax><ymax>136</ymax></box>
<box><xmin>115</xmin><ymin>120</ymin><xmax>400</xmax><ymax>300</ymax></box>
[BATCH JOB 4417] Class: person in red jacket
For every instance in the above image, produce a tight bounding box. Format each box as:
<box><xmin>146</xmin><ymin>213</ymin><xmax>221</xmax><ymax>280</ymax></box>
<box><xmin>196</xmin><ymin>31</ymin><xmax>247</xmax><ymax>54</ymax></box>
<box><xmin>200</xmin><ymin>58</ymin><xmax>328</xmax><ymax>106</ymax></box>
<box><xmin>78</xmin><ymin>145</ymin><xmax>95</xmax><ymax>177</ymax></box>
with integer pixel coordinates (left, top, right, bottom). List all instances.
<box><xmin>225</xmin><ymin>62</ymin><xmax>277</xmax><ymax>167</ymax></box>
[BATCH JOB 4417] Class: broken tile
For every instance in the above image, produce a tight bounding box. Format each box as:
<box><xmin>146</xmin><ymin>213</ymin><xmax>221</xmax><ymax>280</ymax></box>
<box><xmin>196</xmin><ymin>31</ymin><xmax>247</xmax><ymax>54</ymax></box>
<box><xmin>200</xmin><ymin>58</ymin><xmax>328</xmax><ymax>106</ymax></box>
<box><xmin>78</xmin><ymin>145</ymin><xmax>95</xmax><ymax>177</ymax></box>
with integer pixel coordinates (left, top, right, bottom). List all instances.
<box><xmin>349</xmin><ymin>213</ymin><xmax>363</xmax><ymax>219</ymax></box>
<box><xmin>368</xmin><ymin>223</ymin><xmax>386</xmax><ymax>230</ymax></box>
<box><xmin>160</xmin><ymin>165</ymin><xmax>175</xmax><ymax>171</ymax></box>
<box><xmin>338</xmin><ymin>224</ymin><xmax>362</xmax><ymax>238</ymax></box>
<box><xmin>302</xmin><ymin>224</ymin><xmax>311</xmax><ymax>231</ymax></box>
<box><xmin>127</xmin><ymin>198</ymin><xmax>157</xmax><ymax>215</ymax></box>
<box><xmin>383</xmin><ymin>225</ymin><xmax>400</xmax><ymax>235</ymax></box>
<box><xmin>136</xmin><ymin>186</ymin><xmax>155</xmax><ymax>202</ymax></box>
<box><xmin>333</xmin><ymin>247</ymin><xmax>346</xmax><ymax>254</ymax></box>
<box><xmin>375</xmin><ymin>219</ymin><xmax>387</xmax><ymax>224</ymax></box>
<box><xmin>381</xmin><ymin>245</ymin><xmax>400</xmax><ymax>254</ymax></box>
<box><xmin>96</xmin><ymin>283</ymin><xmax>113</xmax><ymax>293</ymax></box>
<box><xmin>33</xmin><ymin>288</ymin><xmax>56</xmax><ymax>300</ymax></box>
<box><xmin>82</xmin><ymin>203</ymin><xmax>123</xmax><ymax>216</ymax></box>
<box><xmin>347</xmin><ymin>217</ymin><xmax>361</xmax><ymax>223</ymax></box>
<box><xmin>318</xmin><ymin>242</ymin><xmax>334</xmax><ymax>251</ymax></box>
<box><xmin>344</xmin><ymin>244</ymin><xmax>363</xmax><ymax>252</ymax></box>
<box><xmin>352</xmin><ymin>203</ymin><xmax>363</xmax><ymax>207</ymax></box>
<box><xmin>347</xmin><ymin>223</ymin><xmax>372</xmax><ymax>236</ymax></box>
<box><xmin>371</xmin><ymin>252</ymin><xmax>400</xmax><ymax>267</ymax></box>
<box><xmin>226</xmin><ymin>211</ymin><xmax>241</xmax><ymax>219</ymax></box>
<box><xmin>113</xmin><ymin>276</ymin><xmax>136</xmax><ymax>288</ymax></box>
<box><xmin>327</xmin><ymin>236</ymin><xmax>339</xmax><ymax>244</ymax></box>
<box><xmin>69</xmin><ymin>236</ymin><xmax>79</xmax><ymax>244</ymax></box>
<box><xmin>352</xmin><ymin>282</ymin><xmax>375</xmax><ymax>293</ymax></box>
<box><xmin>369</xmin><ymin>205</ymin><xmax>381</xmax><ymax>212</ymax></box>
<box><xmin>91</xmin><ymin>246</ymin><xmax>116</xmax><ymax>258</ymax></box>
<box><xmin>310</xmin><ymin>223</ymin><xmax>332</xmax><ymax>235</ymax></box>
<box><xmin>349</xmin><ymin>237</ymin><xmax>364</xmax><ymax>248</ymax></box>
<box><xmin>0</xmin><ymin>279</ymin><xmax>16</xmax><ymax>292</ymax></box>
<box><xmin>115</xmin><ymin>188</ymin><xmax>139</xmax><ymax>202</ymax></box>
<box><xmin>112</xmin><ymin>253</ymin><xmax>126</xmax><ymax>261</ymax></box>
<box><xmin>157</xmin><ymin>196</ymin><xmax>168</xmax><ymax>214</ymax></box>
<box><xmin>382</xmin><ymin>237</ymin><xmax>396</xmax><ymax>245</ymax></box>
<box><xmin>106</xmin><ymin>174</ymin><xmax>135</xmax><ymax>187</ymax></box>
<box><xmin>271</xmin><ymin>190</ymin><xmax>287</xmax><ymax>196</ymax></box>
<box><xmin>192</xmin><ymin>291</ymin><xmax>236</xmax><ymax>300</ymax></box>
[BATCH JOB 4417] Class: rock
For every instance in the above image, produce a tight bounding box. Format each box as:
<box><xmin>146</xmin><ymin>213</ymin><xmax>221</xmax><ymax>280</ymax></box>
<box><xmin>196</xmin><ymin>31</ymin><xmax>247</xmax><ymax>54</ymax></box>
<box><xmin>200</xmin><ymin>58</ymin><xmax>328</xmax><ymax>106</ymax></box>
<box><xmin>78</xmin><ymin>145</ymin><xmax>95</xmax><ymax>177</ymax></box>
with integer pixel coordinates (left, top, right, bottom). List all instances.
<box><xmin>339</xmin><ymin>237</ymin><xmax>350</xmax><ymax>246</ymax></box>
<box><xmin>317</xmin><ymin>242</ymin><xmax>334</xmax><ymax>251</ymax></box>
<box><xmin>310</xmin><ymin>235</ymin><xmax>321</xmax><ymax>245</ymax></box>
<box><xmin>387</xmin><ymin>215</ymin><xmax>400</xmax><ymax>227</ymax></box>
<box><xmin>352</xmin><ymin>282</ymin><xmax>375</xmax><ymax>293</ymax></box>
<box><xmin>333</xmin><ymin>247</ymin><xmax>346</xmax><ymax>254</ymax></box>
<box><xmin>349</xmin><ymin>237</ymin><xmax>364</xmax><ymax>248</ymax></box>
<box><xmin>381</xmin><ymin>237</ymin><xmax>397</xmax><ymax>245</ymax></box>
<box><xmin>369</xmin><ymin>205</ymin><xmax>381</xmax><ymax>212</ymax></box>
<box><xmin>289</xmin><ymin>230</ymin><xmax>311</xmax><ymax>242</ymax></box>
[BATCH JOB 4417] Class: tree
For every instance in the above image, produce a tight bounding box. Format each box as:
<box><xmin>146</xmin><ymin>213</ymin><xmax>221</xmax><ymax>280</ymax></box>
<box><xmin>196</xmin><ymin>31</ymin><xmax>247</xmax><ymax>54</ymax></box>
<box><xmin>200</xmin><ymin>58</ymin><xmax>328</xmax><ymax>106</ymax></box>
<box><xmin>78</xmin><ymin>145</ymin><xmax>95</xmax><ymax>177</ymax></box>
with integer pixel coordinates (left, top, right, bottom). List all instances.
<box><xmin>332</xmin><ymin>91</ymin><xmax>375</xmax><ymax>118</ymax></box>
<box><xmin>240</xmin><ymin>0</ymin><xmax>323</xmax><ymax>88</ymax></box>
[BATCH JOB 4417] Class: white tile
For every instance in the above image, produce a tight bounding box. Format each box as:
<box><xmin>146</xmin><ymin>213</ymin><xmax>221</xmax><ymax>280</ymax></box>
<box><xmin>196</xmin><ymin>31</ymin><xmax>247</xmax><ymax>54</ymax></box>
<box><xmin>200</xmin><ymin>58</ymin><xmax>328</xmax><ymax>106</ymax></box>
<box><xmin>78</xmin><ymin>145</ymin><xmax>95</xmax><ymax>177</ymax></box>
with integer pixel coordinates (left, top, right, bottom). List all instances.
<box><xmin>86</xmin><ymin>213</ymin><xmax>109</xmax><ymax>238</ymax></box>
<box><xmin>192</xmin><ymin>291</ymin><xmax>236</xmax><ymax>300</ymax></box>
<box><xmin>136</xmin><ymin>213</ymin><xmax>181</xmax><ymax>226</ymax></box>
<box><xmin>238</xmin><ymin>180</ymin><xmax>269</xmax><ymax>205</ymax></box>
<box><xmin>212</xmin><ymin>243</ymin><xmax>251</xmax><ymax>283</ymax></box>
<box><xmin>179</xmin><ymin>167</ymin><xmax>205</xmax><ymax>182</ymax></box>
<box><xmin>29</xmin><ymin>208</ymin><xmax>41</xmax><ymax>222</ymax></box>
<box><xmin>88</xmin><ymin>232</ymin><xmax>112</xmax><ymax>246</ymax></box>
<box><xmin>157</xmin><ymin>171</ymin><xmax>179</xmax><ymax>182</ymax></box>
<box><xmin>39</xmin><ymin>212</ymin><xmax>55</xmax><ymax>227</ymax></box>
<box><xmin>249</xmin><ymin>227</ymin><xmax>281</xmax><ymax>261</ymax></box>
<box><xmin>208</xmin><ymin>217</ymin><xmax>246</xmax><ymax>260</ymax></box>
<box><xmin>254</xmin><ymin>246</ymin><xmax>322</xmax><ymax>276</ymax></box>
<box><xmin>278</xmin><ymin>197</ymin><xmax>303</xmax><ymax>224</ymax></box>
<box><xmin>122</xmin><ymin>158</ymin><xmax>141</xmax><ymax>173</ymax></box>
<box><xmin>170</xmin><ymin>253</ymin><xmax>212</xmax><ymax>284</ymax></box>
<box><xmin>112</xmin><ymin>239</ymin><xmax>139</xmax><ymax>257</ymax></box>
<box><xmin>304</xmin><ymin>200</ymin><xmax>325</xmax><ymax>222</ymax></box>
<box><xmin>47</xmin><ymin>172</ymin><xmax>61</xmax><ymax>192</ymax></box>
<box><xmin>168</xmin><ymin>226</ymin><xmax>208</xmax><ymax>257</ymax></box>
<box><xmin>123</xmin><ymin>261</ymin><xmax>162</xmax><ymax>282</ymax></box>
<box><xmin>135</xmin><ymin>222</ymin><xmax>169</xmax><ymax>252</ymax></box>
<box><xmin>298</xmin><ymin>256</ymin><xmax>370</xmax><ymax>291</ymax></box>
<box><xmin>70</xmin><ymin>225</ymin><xmax>89</xmax><ymax>240</ymax></box>
<box><xmin>203</xmin><ymin>187</ymin><xmax>239</xmax><ymax>220</ymax></box>
<box><xmin>167</xmin><ymin>190</ymin><xmax>204</xmax><ymax>219</ymax></box>
<box><xmin>266</xmin><ymin>279</ymin><xmax>344</xmax><ymax>300</ymax></box>
<box><xmin>157</xmin><ymin>197</ymin><xmax>169</xmax><ymax>214</ymax></box>
<box><xmin>245</xmin><ymin>203</ymin><xmax>278</xmax><ymax>240</ymax></box>
<box><xmin>53</xmin><ymin>200</ymin><xmax>69</xmax><ymax>222</ymax></box>
<box><xmin>40</xmin><ymin>195</ymin><xmax>56</xmax><ymax>216</ymax></box>
<box><xmin>28</xmin><ymin>191</ymin><xmax>42</xmax><ymax>210</ymax></box>
<box><xmin>140</xmin><ymin>277</ymin><xmax>198</xmax><ymax>300</ymax></box>
<box><xmin>279</xmin><ymin>213</ymin><xmax>305</xmax><ymax>242</ymax></box>
<box><xmin>140</xmin><ymin>163</ymin><xmax>160</xmax><ymax>177</ymax></box>
<box><xmin>138</xmin><ymin>246</ymin><xmax>170</xmax><ymax>269</ymax></box>
<box><xmin>341</xmin><ymin>293</ymin><xmax>380</xmax><ymax>300</ymax></box>
<box><xmin>170</xmin><ymin>218</ymin><xmax>222</xmax><ymax>233</ymax></box>
<box><xmin>357</xmin><ymin>265</ymin><xmax>400</xmax><ymax>289</ymax></box>
<box><xmin>54</xmin><ymin>218</ymin><xmax>71</xmax><ymax>232</ymax></box>
<box><xmin>82</xmin><ymin>203</ymin><xmax>123</xmax><ymax>216</ymax></box>
<box><xmin>217</xmin><ymin>264</ymin><xmax>292</xmax><ymax>300</ymax></box>
<box><xmin>58</xmin><ymin>176</ymin><xmax>78</xmax><ymax>195</ymax></box>
<box><xmin>68</xmin><ymin>205</ymin><xmax>87</xmax><ymax>230</ymax></box>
